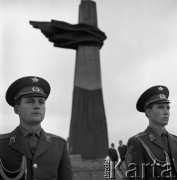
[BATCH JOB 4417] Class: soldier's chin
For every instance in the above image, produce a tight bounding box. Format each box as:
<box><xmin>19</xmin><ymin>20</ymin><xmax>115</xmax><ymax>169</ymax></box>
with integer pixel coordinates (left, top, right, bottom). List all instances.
<box><xmin>31</xmin><ymin>117</ymin><xmax>43</xmax><ymax>124</ymax></box>
<box><xmin>161</xmin><ymin>120</ymin><xmax>168</xmax><ymax>126</ymax></box>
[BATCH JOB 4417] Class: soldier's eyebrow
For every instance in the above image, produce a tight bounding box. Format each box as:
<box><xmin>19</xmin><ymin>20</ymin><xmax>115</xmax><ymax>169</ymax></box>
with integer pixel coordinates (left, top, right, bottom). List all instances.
<box><xmin>23</xmin><ymin>97</ymin><xmax>36</xmax><ymax>102</ymax></box>
<box><xmin>38</xmin><ymin>98</ymin><xmax>45</xmax><ymax>102</ymax></box>
<box><xmin>24</xmin><ymin>97</ymin><xmax>34</xmax><ymax>101</ymax></box>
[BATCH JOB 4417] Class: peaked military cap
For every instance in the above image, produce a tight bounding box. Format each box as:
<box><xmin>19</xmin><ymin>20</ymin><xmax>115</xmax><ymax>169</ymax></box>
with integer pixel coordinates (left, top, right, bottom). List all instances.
<box><xmin>136</xmin><ymin>85</ymin><xmax>170</xmax><ymax>112</ymax></box>
<box><xmin>6</xmin><ymin>76</ymin><xmax>51</xmax><ymax>107</ymax></box>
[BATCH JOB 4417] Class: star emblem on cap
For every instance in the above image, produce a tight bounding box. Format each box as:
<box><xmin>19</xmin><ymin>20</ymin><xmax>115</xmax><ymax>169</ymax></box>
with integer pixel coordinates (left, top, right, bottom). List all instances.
<box><xmin>31</xmin><ymin>77</ymin><xmax>39</xmax><ymax>82</ymax></box>
<box><xmin>158</xmin><ymin>86</ymin><xmax>163</xmax><ymax>91</ymax></box>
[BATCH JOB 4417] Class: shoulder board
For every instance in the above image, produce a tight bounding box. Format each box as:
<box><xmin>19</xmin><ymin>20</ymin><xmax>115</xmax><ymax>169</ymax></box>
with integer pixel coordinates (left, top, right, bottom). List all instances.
<box><xmin>134</xmin><ymin>132</ymin><xmax>147</xmax><ymax>138</ymax></box>
<box><xmin>0</xmin><ymin>133</ymin><xmax>11</xmax><ymax>140</ymax></box>
<box><xmin>170</xmin><ymin>134</ymin><xmax>177</xmax><ymax>141</ymax></box>
<box><xmin>46</xmin><ymin>133</ymin><xmax>66</xmax><ymax>142</ymax></box>
<box><xmin>173</xmin><ymin>135</ymin><xmax>177</xmax><ymax>138</ymax></box>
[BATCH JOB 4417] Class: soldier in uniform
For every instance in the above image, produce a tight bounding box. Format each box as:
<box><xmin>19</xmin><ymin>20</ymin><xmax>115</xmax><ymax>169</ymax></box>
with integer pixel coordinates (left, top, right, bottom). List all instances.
<box><xmin>125</xmin><ymin>85</ymin><xmax>177</xmax><ymax>180</ymax></box>
<box><xmin>0</xmin><ymin>76</ymin><xmax>73</xmax><ymax>180</ymax></box>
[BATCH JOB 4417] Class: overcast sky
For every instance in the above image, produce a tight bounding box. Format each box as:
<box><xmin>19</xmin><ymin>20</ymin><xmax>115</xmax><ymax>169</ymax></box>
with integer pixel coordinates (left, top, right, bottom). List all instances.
<box><xmin>1</xmin><ymin>0</ymin><xmax>177</xmax><ymax>148</ymax></box>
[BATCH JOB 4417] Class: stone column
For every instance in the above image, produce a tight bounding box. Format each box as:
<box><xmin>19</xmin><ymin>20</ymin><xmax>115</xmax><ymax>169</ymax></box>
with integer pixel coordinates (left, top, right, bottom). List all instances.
<box><xmin>69</xmin><ymin>0</ymin><xmax>109</xmax><ymax>159</ymax></box>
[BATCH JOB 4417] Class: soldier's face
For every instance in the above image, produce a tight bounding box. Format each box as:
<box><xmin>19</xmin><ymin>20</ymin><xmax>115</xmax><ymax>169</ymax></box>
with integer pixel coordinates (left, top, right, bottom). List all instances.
<box><xmin>15</xmin><ymin>97</ymin><xmax>46</xmax><ymax>125</ymax></box>
<box><xmin>148</xmin><ymin>103</ymin><xmax>170</xmax><ymax>127</ymax></box>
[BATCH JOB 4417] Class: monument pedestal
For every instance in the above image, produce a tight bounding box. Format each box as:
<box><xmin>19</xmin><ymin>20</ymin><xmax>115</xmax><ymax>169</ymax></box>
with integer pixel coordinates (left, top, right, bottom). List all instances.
<box><xmin>70</xmin><ymin>155</ymin><xmax>125</xmax><ymax>180</ymax></box>
<box><xmin>70</xmin><ymin>155</ymin><xmax>105</xmax><ymax>180</ymax></box>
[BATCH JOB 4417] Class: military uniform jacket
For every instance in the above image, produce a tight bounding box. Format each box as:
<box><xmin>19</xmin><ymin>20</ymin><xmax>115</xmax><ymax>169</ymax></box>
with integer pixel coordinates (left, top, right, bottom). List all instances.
<box><xmin>125</xmin><ymin>127</ymin><xmax>177</xmax><ymax>180</ymax></box>
<box><xmin>0</xmin><ymin>127</ymin><xmax>73</xmax><ymax>180</ymax></box>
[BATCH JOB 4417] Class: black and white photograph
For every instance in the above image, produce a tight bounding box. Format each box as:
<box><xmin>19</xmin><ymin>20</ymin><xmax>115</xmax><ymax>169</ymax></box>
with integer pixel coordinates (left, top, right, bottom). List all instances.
<box><xmin>1</xmin><ymin>0</ymin><xmax>177</xmax><ymax>179</ymax></box>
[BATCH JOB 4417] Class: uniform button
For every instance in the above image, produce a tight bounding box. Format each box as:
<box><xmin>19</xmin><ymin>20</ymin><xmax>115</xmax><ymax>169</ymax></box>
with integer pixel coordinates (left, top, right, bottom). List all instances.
<box><xmin>173</xmin><ymin>158</ymin><xmax>175</xmax><ymax>161</ymax></box>
<box><xmin>33</xmin><ymin>163</ymin><xmax>38</xmax><ymax>168</ymax></box>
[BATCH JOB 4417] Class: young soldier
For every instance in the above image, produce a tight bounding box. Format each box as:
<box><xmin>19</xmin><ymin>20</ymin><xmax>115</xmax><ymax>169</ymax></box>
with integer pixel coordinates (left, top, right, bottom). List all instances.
<box><xmin>0</xmin><ymin>76</ymin><xmax>73</xmax><ymax>180</ymax></box>
<box><xmin>125</xmin><ymin>85</ymin><xmax>177</xmax><ymax>180</ymax></box>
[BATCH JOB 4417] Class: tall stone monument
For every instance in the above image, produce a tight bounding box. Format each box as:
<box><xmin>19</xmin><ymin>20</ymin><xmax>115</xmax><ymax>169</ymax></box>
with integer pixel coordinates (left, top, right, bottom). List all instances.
<box><xmin>30</xmin><ymin>0</ymin><xmax>108</xmax><ymax>160</ymax></box>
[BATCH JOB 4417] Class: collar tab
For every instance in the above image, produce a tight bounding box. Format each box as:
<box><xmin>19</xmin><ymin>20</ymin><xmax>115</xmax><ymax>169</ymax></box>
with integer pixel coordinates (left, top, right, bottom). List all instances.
<box><xmin>9</xmin><ymin>135</ymin><xmax>16</xmax><ymax>146</ymax></box>
<box><xmin>149</xmin><ymin>134</ymin><xmax>155</xmax><ymax>141</ymax></box>
<box><xmin>45</xmin><ymin>134</ymin><xmax>52</xmax><ymax>144</ymax></box>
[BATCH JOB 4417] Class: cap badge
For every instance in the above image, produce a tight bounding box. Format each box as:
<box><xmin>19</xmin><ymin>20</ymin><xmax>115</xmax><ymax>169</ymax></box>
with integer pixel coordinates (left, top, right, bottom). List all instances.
<box><xmin>158</xmin><ymin>86</ymin><xmax>163</xmax><ymax>91</ymax></box>
<box><xmin>31</xmin><ymin>77</ymin><xmax>39</xmax><ymax>82</ymax></box>
<box><xmin>32</xmin><ymin>86</ymin><xmax>40</xmax><ymax>92</ymax></box>
<box><xmin>159</xmin><ymin>94</ymin><xmax>166</xmax><ymax>99</ymax></box>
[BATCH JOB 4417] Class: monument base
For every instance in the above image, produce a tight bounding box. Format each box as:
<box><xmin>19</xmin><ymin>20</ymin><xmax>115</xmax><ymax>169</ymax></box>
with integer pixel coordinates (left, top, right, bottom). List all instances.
<box><xmin>70</xmin><ymin>155</ymin><xmax>123</xmax><ymax>180</ymax></box>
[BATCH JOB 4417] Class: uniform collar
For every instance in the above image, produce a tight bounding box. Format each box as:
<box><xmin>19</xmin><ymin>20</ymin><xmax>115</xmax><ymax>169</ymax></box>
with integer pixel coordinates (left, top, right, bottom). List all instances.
<box><xmin>9</xmin><ymin>127</ymin><xmax>52</xmax><ymax>160</ymax></box>
<box><xmin>148</xmin><ymin>125</ymin><xmax>166</xmax><ymax>137</ymax></box>
<box><xmin>145</xmin><ymin>126</ymin><xmax>169</xmax><ymax>153</ymax></box>
<box><xmin>18</xmin><ymin>125</ymin><xmax>41</xmax><ymax>138</ymax></box>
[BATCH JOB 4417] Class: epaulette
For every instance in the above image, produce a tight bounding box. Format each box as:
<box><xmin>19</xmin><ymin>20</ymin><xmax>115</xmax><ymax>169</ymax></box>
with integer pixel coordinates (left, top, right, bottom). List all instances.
<box><xmin>171</xmin><ymin>134</ymin><xmax>177</xmax><ymax>138</ymax></box>
<box><xmin>134</xmin><ymin>132</ymin><xmax>147</xmax><ymax>138</ymax></box>
<box><xmin>45</xmin><ymin>133</ymin><xmax>66</xmax><ymax>142</ymax></box>
<box><xmin>0</xmin><ymin>133</ymin><xmax>11</xmax><ymax>140</ymax></box>
<box><xmin>169</xmin><ymin>134</ymin><xmax>177</xmax><ymax>142</ymax></box>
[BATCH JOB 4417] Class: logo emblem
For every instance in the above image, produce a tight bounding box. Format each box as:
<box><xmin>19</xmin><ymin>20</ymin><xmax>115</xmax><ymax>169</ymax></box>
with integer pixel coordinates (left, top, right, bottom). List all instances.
<box><xmin>31</xmin><ymin>77</ymin><xmax>39</xmax><ymax>82</ymax></box>
<box><xmin>159</xmin><ymin>94</ymin><xmax>166</xmax><ymax>99</ymax></box>
<box><xmin>158</xmin><ymin>86</ymin><xmax>163</xmax><ymax>91</ymax></box>
<box><xmin>32</xmin><ymin>86</ymin><xmax>40</xmax><ymax>92</ymax></box>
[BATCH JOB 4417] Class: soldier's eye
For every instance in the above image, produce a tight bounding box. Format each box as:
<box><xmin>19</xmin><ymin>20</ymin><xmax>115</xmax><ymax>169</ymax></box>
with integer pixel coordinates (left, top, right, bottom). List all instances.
<box><xmin>39</xmin><ymin>100</ymin><xmax>45</xmax><ymax>104</ymax></box>
<box><xmin>26</xmin><ymin>99</ymin><xmax>33</xmax><ymax>103</ymax></box>
<box><xmin>158</xmin><ymin>105</ymin><xmax>164</xmax><ymax>109</ymax></box>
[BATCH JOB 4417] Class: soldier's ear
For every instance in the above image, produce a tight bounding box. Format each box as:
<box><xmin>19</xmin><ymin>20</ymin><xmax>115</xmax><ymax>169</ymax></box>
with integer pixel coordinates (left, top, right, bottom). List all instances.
<box><xmin>145</xmin><ymin>108</ymin><xmax>151</xmax><ymax>117</ymax></box>
<box><xmin>14</xmin><ymin>105</ymin><xmax>20</xmax><ymax>114</ymax></box>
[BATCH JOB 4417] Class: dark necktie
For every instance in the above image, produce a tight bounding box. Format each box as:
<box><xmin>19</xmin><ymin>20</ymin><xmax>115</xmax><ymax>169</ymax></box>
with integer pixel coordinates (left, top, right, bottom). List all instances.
<box><xmin>161</xmin><ymin>132</ymin><xmax>168</xmax><ymax>147</ymax></box>
<box><xmin>28</xmin><ymin>132</ymin><xmax>38</xmax><ymax>155</ymax></box>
